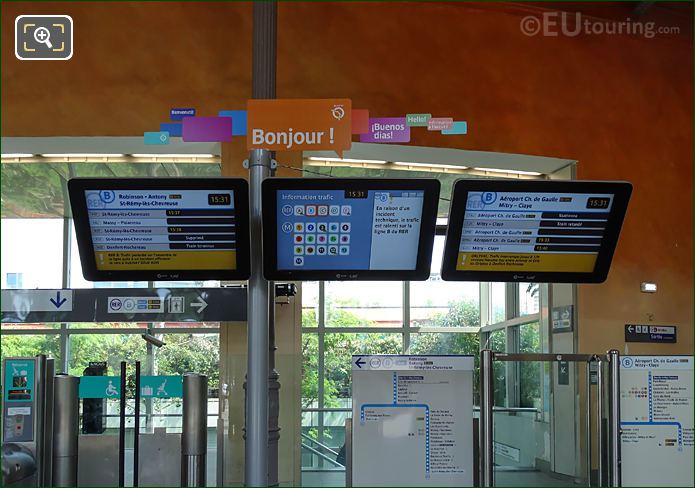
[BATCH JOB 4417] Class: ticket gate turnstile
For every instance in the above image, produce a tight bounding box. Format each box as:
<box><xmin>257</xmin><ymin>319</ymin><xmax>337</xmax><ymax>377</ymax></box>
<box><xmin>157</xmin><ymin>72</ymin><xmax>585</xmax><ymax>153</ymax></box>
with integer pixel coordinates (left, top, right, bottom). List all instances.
<box><xmin>2</xmin><ymin>357</ymin><xmax>209</xmax><ymax>488</ymax></box>
<box><xmin>2</xmin><ymin>355</ymin><xmax>55</xmax><ymax>487</ymax></box>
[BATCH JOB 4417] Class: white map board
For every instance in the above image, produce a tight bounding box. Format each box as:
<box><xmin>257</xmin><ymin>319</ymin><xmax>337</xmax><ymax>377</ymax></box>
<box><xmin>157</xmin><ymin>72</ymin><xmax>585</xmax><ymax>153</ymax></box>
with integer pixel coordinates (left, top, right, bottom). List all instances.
<box><xmin>620</xmin><ymin>355</ymin><xmax>693</xmax><ymax>487</ymax></box>
<box><xmin>351</xmin><ymin>355</ymin><xmax>474</xmax><ymax>487</ymax></box>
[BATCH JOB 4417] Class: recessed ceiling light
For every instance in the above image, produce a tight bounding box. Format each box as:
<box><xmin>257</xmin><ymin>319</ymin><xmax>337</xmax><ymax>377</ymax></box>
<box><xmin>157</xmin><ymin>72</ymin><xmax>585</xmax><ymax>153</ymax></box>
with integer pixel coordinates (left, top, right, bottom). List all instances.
<box><xmin>130</xmin><ymin>153</ymin><xmax>216</xmax><ymax>158</ymax></box>
<box><xmin>1</xmin><ymin>153</ymin><xmax>34</xmax><ymax>158</ymax></box>
<box><xmin>473</xmin><ymin>167</ymin><xmax>542</xmax><ymax>176</ymax></box>
<box><xmin>307</xmin><ymin>157</ymin><xmax>387</xmax><ymax>164</ymax></box>
<box><xmin>393</xmin><ymin>161</ymin><xmax>468</xmax><ymax>170</ymax></box>
<box><xmin>41</xmin><ymin>153</ymin><xmax>125</xmax><ymax>158</ymax></box>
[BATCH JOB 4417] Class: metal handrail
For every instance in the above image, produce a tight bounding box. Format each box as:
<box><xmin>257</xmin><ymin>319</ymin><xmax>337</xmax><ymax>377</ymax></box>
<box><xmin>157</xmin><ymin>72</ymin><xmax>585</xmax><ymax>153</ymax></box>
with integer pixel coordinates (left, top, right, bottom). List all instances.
<box><xmin>301</xmin><ymin>443</ymin><xmax>344</xmax><ymax>468</ymax></box>
<box><xmin>493</xmin><ymin>352</ymin><xmax>604</xmax><ymax>362</ymax></box>
<box><xmin>301</xmin><ymin>433</ymin><xmax>340</xmax><ymax>457</ymax></box>
<box><xmin>302</xmin><ymin>406</ymin><xmax>539</xmax><ymax>414</ymax></box>
<box><xmin>474</xmin><ymin>406</ymin><xmax>539</xmax><ymax>414</ymax></box>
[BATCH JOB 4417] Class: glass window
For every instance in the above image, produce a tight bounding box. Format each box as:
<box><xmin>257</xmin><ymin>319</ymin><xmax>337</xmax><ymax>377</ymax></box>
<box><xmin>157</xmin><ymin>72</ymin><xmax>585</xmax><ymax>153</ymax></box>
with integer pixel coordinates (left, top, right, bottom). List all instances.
<box><xmin>324</xmin><ymin>281</ymin><xmax>402</xmax><ymax>328</ymax></box>
<box><xmin>69</xmin><ymin>222</ymin><xmax>148</xmax><ymax>289</ymax></box>
<box><xmin>154</xmin><ymin>333</ymin><xmax>220</xmax><ymax>391</ymax></box>
<box><xmin>487</xmin><ymin>329</ymin><xmax>507</xmax><ymax>406</ymax></box>
<box><xmin>68</xmin><ymin>333</ymin><xmax>147</xmax><ymax>376</ymax></box>
<box><xmin>301</xmin><ymin>281</ymin><xmax>319</xmax><ymax>328</ymax></box>
<box><xmin>519</xmin><ymin>282</ymin><xmax>540</xmax><ymax>316</ymax></box>
<box><xmin>1</xmin><ymin>163</ymin><xmax>68</xmax><ymax>218</ymax></box>
<box><xmin>1</xmin><ymin>219</ymin><xmax>64</xmax><ymax>288</ymax></box>
<box><xmin>323</xmin><ymin>333</ymin><xmax>402</xmax><ymax>407</ymax></box>
<box><xmin>489</xmin><ymin>282</ymin><xmax>506</xmax><ymax>324</ymax></box>
<box><xmin>301</xmin><ymin>333</ymin><xmax>319</xmax><ymax>408</ymax></box>
<box><xmin>410</xmin><ymin>237</ymin><xmax>479</xmax><ymax>328</ymax></box>
<box><xmin>408</xmin><ymin>332</ymin><xmax>480</xmax><ymax>403</ymax></box>
<box><xmin>519</xmin><ymin>322</ymin><xmax>541</xmax><ymax>408</ymax></box>
<box><xmin>6</xmin><ymin>272</ymin><xmax>23</xmax><ymax>289</ymax></box>
<box><xmin>0</xmin><ymin>334</ymin><xmax>61</xmax><ymax>364</ymax></box>
<box><xmin>408</xmin><ymin>332</ymin><xmax>479</xmax><ymax>355</ymax></box>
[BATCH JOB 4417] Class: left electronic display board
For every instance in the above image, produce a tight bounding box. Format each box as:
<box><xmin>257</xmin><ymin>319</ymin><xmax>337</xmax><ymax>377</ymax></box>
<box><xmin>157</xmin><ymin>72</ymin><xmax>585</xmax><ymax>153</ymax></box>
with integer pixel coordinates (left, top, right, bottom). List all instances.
<box><xmin>68</xmin><ymin>178</ymin><xmax>250</xmax><ymax>281</ymax></box>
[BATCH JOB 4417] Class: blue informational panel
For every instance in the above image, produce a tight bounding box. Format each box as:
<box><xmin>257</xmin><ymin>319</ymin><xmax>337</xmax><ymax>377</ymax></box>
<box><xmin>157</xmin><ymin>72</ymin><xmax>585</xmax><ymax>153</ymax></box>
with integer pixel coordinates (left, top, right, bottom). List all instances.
<box><xmin>2</xmin><ymin>358</ymin><xmax>37</xmax><ymax>443</ymax></box>
<box><xmin>276</xmin><ymin>189</ymin><xmax>425</xmax><ymax>271</ymax></box>
<box><xmin>79</xmin><ymin>376</ymin><xmax>121</xmax><ymax>399</ymax></box>
<box><xmin>140</xmin><ymin>375</ymin><xmax>183</xmax><ymax>398</ymax></box>
<box><xmin>620</xmin><ymin>356</ymin><xmax>693</xmax><ymax>487</ymax></box>
<box><xmin>4</xmin><ymin>359</ymin><xmax>35</xmax><ymax>402</ymax></box>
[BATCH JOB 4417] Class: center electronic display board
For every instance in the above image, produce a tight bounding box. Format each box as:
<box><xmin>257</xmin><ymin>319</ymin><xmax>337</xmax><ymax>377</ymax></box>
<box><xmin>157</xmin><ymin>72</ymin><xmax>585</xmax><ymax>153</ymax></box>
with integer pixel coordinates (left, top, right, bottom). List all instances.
<box><xmin>68</xmin><ymin>178</ymin><xmax>250</xmax><ymax>281</ymax></box>
<box><xmin>441</xmin><ymin>179</ymin><xmax>631</xmax><ymax>283</ymax></box>
<box><xmin>262</xmin><ymin>178</ymin><xmax>440</xmax><ymax>281</ymax></box>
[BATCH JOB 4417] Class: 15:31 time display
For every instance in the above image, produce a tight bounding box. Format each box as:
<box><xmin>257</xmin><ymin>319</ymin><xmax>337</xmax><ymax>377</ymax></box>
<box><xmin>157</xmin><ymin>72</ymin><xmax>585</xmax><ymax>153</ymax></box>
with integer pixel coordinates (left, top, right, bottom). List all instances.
<box><xmin>345</xmin><ymin>190</ymin><xmax>368</xmax><ymax>199</ymax></box>
<box><xmin>208</xmin><ymin>193</ymin><xmax>231</xmax><ymax>205</ymax></box>
<box><xmin>587</xmin><ymin>197</ymin><xmax>611</xmax><ymax>209</ymax></box>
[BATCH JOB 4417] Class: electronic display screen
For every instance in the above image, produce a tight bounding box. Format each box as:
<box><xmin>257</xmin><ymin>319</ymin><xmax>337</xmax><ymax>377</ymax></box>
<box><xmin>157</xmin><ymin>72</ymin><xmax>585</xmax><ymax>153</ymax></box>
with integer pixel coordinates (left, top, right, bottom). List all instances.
<box><xmin>263</xmin><ymin>179</ymin><xmax>440</xmax><ymax>281</ymax></box>
<box><xmin>69</xmin><ymin>178</ymin><xmax>250</xmax><ymax>281</ymax></box>
<box><xmin>441</xmin><ymin>180</ymin><xmax>631</xmax><ymax>283</ymax></box>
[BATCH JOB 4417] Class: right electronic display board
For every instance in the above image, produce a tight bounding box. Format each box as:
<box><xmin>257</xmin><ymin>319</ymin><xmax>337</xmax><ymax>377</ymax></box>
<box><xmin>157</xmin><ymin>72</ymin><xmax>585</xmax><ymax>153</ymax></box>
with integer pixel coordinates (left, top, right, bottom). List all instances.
<box><xmin>441</xmin><ymin>179</ymin><xmax>632</xmax><ymax>283</ymax></box>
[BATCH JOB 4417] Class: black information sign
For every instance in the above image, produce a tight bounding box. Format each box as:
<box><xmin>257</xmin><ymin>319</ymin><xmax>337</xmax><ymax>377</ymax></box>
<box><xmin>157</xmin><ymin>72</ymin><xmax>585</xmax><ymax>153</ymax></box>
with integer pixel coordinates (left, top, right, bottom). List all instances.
<box><xmin>551</xmin><ymin>305</ymin><xmax>574</xmax><ymax>333</ymax></box>
<box><xmin>558</xmin><ymin>360</ymin><xmax>570</xmax><ymax>385</ymax></box>
<box><xmin>625</xmin><ymin>324</ymin><xmax>677</xmax><ymax>343</ymax></box>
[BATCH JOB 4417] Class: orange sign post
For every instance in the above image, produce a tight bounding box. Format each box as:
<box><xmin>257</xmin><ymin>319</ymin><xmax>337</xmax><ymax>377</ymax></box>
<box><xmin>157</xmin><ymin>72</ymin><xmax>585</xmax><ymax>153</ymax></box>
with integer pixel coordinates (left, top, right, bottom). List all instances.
<box><xmin>247</xmin><ymin>99</ymin><xmax>352</xmax><ymax>157</ymax></box>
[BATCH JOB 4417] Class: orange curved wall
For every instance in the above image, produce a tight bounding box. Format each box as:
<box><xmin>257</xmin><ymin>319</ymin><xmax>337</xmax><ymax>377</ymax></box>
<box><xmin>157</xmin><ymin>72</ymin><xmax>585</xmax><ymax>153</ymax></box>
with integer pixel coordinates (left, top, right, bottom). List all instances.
<box><xmin>2</xmin><ymin>1</ymin><xmax>692</xmax><ymax>353</ymax></box>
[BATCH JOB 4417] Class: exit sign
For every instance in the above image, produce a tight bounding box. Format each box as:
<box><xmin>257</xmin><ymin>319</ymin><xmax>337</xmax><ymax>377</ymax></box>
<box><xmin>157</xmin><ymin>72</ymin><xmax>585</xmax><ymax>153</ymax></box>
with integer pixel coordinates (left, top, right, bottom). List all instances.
<box><xmin>625</xmin><ymin>324</ymin><xmax>676</xmax><ymax>343</ymax></box>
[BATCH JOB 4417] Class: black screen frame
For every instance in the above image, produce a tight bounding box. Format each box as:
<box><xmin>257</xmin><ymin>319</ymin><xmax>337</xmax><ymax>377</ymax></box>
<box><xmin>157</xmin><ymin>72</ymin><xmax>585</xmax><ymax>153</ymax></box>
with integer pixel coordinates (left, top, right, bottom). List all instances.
<box><xmin>68</xmin><ymin>177</ymin><xmax>251</xmax><ymax>281</ymax></box>
<box><xmin>441</xmin><ymin>179</ymin><xmax>632</xmax><ymax>283</ymax></box>
<box><xmin>262</xmin><ymin>178</ymin><xmax>440</xmax><ymax>281</ymax></box>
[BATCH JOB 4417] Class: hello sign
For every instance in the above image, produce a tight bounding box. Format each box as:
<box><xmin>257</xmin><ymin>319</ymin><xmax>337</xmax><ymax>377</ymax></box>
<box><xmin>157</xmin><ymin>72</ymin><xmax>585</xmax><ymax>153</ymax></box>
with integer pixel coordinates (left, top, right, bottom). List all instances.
<box><xmin>247</xmin><ymin>98</ymin><xmax>352</xmax><ymax>156</ymax></box>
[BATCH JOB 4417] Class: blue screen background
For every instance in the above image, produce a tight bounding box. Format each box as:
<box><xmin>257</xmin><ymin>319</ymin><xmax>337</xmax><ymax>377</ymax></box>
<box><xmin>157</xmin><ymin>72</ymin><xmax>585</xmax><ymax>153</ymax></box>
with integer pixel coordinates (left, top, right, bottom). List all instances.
<box><xmin>276</xmin><ymin>189</ymin><xmax>417</xmax><ymax>270</ymax></box>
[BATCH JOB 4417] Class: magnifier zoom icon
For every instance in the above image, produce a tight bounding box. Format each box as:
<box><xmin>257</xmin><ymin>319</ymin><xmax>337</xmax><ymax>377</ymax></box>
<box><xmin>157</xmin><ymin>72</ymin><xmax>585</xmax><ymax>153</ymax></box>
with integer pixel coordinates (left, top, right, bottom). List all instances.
<box><xmin>33</xmin><ymin>27</ymin><xmax>53</xmax><ymax>49</ymax></box>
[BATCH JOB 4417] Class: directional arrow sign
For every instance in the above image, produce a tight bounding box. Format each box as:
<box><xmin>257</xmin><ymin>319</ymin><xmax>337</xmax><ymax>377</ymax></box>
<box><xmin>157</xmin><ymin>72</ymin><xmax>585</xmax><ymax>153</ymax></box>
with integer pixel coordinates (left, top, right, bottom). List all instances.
<box><xmin>50</xmin><ymin>291</ymin><xmax>68</xmax><ymax>309</ymax></box>
<box><xmin>627</xmin><ymin>325</ymin><xmax>634</xmax><ymax>333</ymax></box>
<box><xmin>1</xmin><ymin>289</ymin><xmax>73</xmax><ymax>313</ymax></box>
<box><xmin>355</xmin><ymin>357</ymin><xmax>366</xmax><ymax>369</ymax></box>
<box><xmin>191</xmin><ymin>298</ymin><xmax>208</xmax><ymax>313</ymax></box>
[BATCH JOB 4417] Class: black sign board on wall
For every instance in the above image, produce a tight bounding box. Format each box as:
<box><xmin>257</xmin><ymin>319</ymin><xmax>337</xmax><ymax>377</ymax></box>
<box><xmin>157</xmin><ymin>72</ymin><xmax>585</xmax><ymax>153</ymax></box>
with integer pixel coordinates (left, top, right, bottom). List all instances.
<box><xmin>625</xmin><ymin>324</ymin><xmax>677</xmax><ymax>343</ymax></box>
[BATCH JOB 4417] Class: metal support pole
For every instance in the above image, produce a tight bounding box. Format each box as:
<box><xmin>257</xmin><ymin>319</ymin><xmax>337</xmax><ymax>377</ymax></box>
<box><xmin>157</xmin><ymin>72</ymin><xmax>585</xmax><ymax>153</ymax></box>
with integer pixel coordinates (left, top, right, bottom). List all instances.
<box><xmin>52</xmin><ymin>374</ymin><xmax>79</xmax><ymax>487</ymax></box>
<box><xmin>480</xmin><ymin>349</ymin><xmax>494</xmax><ymax>487</ymax></box>
<box><xmin>586</xmin><ymin>361</ymin><xmax>593</xmax><ymax>486</ymax></box>
<box><xmin>182</xmin><ymin>373</ymin><xmax>208</xmax><ymax>487</ymax></box>
<box><xmin>246</xmin><ymin>2</ymin><xmax>276</xmax><ymax>486</ymax></box>
<box><xmin>118</xmin><ymin>362</ymin><xmax>126</xmax><ymax>488</ymax></box>
<box><xmin>35</xmin><ymin>355</ymin><xmax>47</xmax><ymax>487</ymax></box>
<box><xmin>596</xmin><ymin>357</ymin><xmax>605</xmax><ymax>487</ymax></box>
<box><xmin>42</xmin><ymin>357</ymin><xmax>55</xmax><ymax>486</ymax></box>
<box><xmin>607</xmin><ymin>350</ymin><xmax>621</xmax><ymax>487</ymax></box>
<box><xmin>345</xmin><ymin>418</ymin><xmax>353</xmax><ymax>487</ymax></box>
<box><xmin>268</xmin><ymin>285</ymin><xmax>280</xmax><ymax>487</ymax></box>
<box><xmin>133</xmin><ymin>361</ymin><xmax>141</xmax><ymax>487</ymax></box>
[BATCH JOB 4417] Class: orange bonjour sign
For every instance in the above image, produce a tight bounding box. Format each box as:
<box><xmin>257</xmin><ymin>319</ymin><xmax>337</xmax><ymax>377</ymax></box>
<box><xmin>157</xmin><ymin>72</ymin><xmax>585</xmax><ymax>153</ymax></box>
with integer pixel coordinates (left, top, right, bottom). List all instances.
<box><xmin>247</xmin><ymin>99</ymin><xmax>352</xmax><ymax>156</ymax></box>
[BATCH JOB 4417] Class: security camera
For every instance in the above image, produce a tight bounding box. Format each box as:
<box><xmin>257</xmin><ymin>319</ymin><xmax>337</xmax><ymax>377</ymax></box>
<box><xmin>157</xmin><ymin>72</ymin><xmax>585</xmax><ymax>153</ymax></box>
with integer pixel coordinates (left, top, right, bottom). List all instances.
<box><xmin>141</xmin><ymin>334</ymin><xmax>166</xmax><ymax>348</ymax></box>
